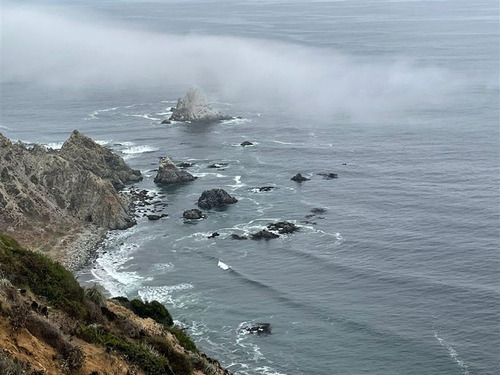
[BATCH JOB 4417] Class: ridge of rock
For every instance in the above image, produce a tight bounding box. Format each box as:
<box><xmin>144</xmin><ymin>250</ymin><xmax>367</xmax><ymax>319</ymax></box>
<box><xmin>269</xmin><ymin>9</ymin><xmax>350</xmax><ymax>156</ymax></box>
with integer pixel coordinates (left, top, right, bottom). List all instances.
<box><xmin>60</xmin><ymin>130</ymin><xmax>142</xmax><ymax>189</ymax></box>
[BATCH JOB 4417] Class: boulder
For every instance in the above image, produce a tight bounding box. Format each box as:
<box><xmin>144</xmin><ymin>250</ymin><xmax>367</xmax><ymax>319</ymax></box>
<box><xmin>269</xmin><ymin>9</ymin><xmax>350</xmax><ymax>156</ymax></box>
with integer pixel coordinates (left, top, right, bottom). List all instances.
<box><xmin>169</xmin><ymin>87</ymin><xmax>232</xmax><ymax>122</ymax></box>
<box><xmin>60</xmin><ymin>130</ymin><xmax>142</xmax><ymax>190</ymax></box>
<box><xmin>267</xmin><ymin>221</ymin><xmax>299</xmax><ymax>234</ymax></box>
<box><xmin>147</xmin><ymin>214</ymin><xmax>168</xmax><ymax>221</ymax></box>
<box><xmin>231</xmin><ymin>234</ymin><xmax>248</xmax><ymax>240</ymax></box>
<box><xmin>154</xmin><ymin>157</ymin><xmax>197</xmax><ymax>184</ymax></box>
<box><xmin>310</xmin><ymin>208</ymin><xmax>327</xmax><ymax>214</ymax></box>
<box><xmin>161</xmin><ymin>120</ymin><xmax>171</xmax><ymax>124</ymax></box>
<box><xmin>251</xmin><ymin>230</ymin><xmax>279</xmax><ymax>240</ymax></box>
<box><xmin>318</xmin><ymin>172</ymin><xmax>338</xmax><ymax>180</ymax></box>
<box><xmin>291</xmin><ymin>173</ymin><xmax>310</xmax><ymax>182</ymax></box>
<box><xmin>243</xmin><ymin>323</ymin><xmax>271</xmax><ymax>335</ymax></box>
<box><xmin>183</xmin><ymin>209</ymin><xmax>204</xmax><ymax>220</ymax></box>
<box><xmin>197</xmin><ymin>189</ymin><xmax>237</xmax><ymax>210</ymax></box>
<box><xmin>208</xmin><ymin>232</ymin><xmax>220</xmax><ymax>239</ymax></box>
<box><xmin>240</xmin><ymin>141</ymin><xmax>253</xmax><ymax>147</ymax></box>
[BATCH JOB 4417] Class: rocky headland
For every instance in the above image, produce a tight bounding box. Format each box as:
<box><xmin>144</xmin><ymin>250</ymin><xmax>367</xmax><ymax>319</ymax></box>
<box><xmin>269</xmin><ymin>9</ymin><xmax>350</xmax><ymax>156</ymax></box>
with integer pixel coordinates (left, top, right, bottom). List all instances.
<box><xmin>0</xmin><ymin>130</ymin><xmax>138</xmax><ymax>270</ymax></box>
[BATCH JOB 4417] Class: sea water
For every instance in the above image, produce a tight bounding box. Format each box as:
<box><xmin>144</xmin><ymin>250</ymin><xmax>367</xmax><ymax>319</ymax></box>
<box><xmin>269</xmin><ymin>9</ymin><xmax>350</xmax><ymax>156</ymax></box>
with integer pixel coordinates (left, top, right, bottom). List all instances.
<box><xmin>1</xmin><ymin>1</ymin><xmax>499</xmax><ymax>374</ymax></box>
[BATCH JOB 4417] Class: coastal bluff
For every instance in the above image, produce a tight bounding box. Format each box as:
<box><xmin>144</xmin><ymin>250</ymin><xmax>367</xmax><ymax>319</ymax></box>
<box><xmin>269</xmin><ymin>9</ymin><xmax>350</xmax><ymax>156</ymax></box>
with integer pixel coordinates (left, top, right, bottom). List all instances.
<box><xmin>0</xmin><ymin>131</ymin><xmax>138</xmax><ymax>268</ymax></box>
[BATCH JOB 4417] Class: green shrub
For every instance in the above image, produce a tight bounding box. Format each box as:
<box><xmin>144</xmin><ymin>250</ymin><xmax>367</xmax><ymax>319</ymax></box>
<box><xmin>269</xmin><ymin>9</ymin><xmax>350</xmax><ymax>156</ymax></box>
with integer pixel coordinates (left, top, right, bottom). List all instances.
<box><xmin>112</xmin><ymin>297</ymin><xmax>173</xmax><ymax>327</ymax></box>
<box><xmin>0</xmin><ymin>350</ymin><xmax>28</xmax><ymax>375</ymax></box>
<box><xmin>147</xmin><ymin>337</ymin><xmax>194</xmax><ymax>375</ymax></box>
<box><xmin>79</xmin><ymin>325</ymin><xmax>174</xmax><ymax>375</ymax></box>
<box><xmin>167</xmin><ymin>326</ymin><xmax>198</xmax><ymax>353</ymax></box>
<box><xmin>0</xmin><ymin>233</ymin><xmax>86</xmax><ymax>318</ymax></box>
<box><xmin>85</xmin><ymin>285</ymin><xmax>105</xmax><ymax>306</ymax></box>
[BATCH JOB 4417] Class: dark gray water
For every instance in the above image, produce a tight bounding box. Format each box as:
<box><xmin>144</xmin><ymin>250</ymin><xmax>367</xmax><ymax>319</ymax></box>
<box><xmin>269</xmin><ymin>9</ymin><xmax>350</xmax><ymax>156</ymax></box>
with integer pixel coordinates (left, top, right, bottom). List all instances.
<box><xmin>1</xmin><ymin>1</ymin><xmax>499</xmax><ymax>374</ymax></box>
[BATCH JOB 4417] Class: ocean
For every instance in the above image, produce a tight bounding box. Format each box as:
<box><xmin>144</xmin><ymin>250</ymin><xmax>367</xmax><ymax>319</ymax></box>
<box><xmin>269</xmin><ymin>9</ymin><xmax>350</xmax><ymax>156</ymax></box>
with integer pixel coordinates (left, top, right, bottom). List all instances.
<box><xmin>1</xmin><ymin>1</ymin><xmax>499</xmax><ymax>374</ymax></box>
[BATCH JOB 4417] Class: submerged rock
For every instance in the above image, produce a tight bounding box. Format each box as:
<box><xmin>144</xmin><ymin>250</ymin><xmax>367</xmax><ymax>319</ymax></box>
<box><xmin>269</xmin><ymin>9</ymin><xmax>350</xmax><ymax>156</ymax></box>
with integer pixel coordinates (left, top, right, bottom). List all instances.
<box><xmin>318</xmin><ymin>172</ymin><xmax>338</xmax><ymax>180</ymax></box>
<box><xmin>208</xmin><ymin>232</ymin><xmax>220</xmax><ymax>239</ymax></box>
<box><xmin>147</xmin><ymin>214</ymin><xmax>168</xmax><ymax>221</ymax></box>
<box><xmin>240</xmin><ymin>141</ymin><xmax>253</xmax><ymax>147</ymax></box>
<box><xmin>310</xmin><ymin>208</ymin><xmax>327</xmax><ymax>214</ymax></box>
<box><xmin>242</xmin><ymin>323</ymin><xmax>272</xmax><ymax>335</ymax></box>
<box><xmin>169</xmin><ymin>87</ymin><xmax>232</xmax><ymax>122</ymax></box>
<box><xmin>291</xmin><ymin>173</ymin><xmax>310</xmax><ymax>182</ymax></box>
<box><xmin>231</xmin><ymin>234</ymin><xmax>248</xmax><ymax>240</ymax></box>
<box><xmin>154</xmin><ymin>157</ymin><xmax>197</xmax><ymax>184</ymax></box>
<box><xmin>267</xmin><ymin>221</ymin><xmax>299</xmax><ymax>234</ymax></box>
<box><xmin>251</xmin><ymin>230</ymin><xmax>279</xmax><ymax>240</ymax></box>
<box><xmin>183</xmin><ymin>209</ymin><xmax>205</xmax><ymax>220</ymax></box>
<box><xmin>197</xmin><ymin>189</ymin><xmax>238</xmax><ymax>210</ymax></box>
<box><xmin>161</xmin><ymin>119</ymin><xmax>171</xmax><ymax>124</ymax></box>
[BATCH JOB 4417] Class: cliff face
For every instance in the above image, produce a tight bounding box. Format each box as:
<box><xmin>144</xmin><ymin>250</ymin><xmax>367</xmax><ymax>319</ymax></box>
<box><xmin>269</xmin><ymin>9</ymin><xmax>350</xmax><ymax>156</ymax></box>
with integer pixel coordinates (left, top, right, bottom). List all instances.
<box><xmin>0</xmin><ymin>131</ymin><xmax>139</xmax><ymax>255</ymax></box>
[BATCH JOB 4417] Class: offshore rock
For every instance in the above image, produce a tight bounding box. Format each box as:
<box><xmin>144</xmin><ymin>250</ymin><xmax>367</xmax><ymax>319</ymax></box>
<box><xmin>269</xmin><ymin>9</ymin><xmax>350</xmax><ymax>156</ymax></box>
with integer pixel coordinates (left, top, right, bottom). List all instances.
<box><xmin>169</xmin><ymin>87</ymin><xmax>232</xmax><ymax>122</ymax></box>
<box><xmin>251</xmin><ymin>230</ymin><xmax>279</xmax><ymax>240</ymax></box>
<box><xmin>291</xmin><ymin>173</ymin><xmax>310</xmax><ymax>182</ymax></box>
<box><xmin>183</xmin><ymin>209</ymin><xmax>205</xmax><ymax>220</ymax></box>
<box><xmin>318</xmin><ymin>172</ymin><xmax>338</xmax><ymax>180</ymax></box>
<box><xmin>267</xmin><ymin>221</ymin><xmax>299</xmax><ymax>234</ymax></box>
<box><xmin>0</xmin><ymin>132</ymin><xmax>136</xmax><ymax>251</ymax></box>
<box><xmin>154</xmin><ymin>157</ymin><xmax>197</xmax><ymax>184</ymax></box>
<box><xmin>240</xmin><ymin>141</ymin><xmax>253</xmax><ymax>147</ymax></box>
<box><xmin>197</xmin><ymin>189</ymin><xmax>237</xmax><ymax>210</ymax></box>
<box><xmin>60</xmin><ymin>130</ymin><xmax>142</xmax><ymax>190</ymax></box>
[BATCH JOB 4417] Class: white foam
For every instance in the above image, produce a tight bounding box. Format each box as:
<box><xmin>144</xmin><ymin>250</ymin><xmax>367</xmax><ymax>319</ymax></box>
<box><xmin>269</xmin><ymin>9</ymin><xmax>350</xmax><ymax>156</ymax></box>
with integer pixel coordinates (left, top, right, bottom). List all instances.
<box><xmin>43</xmin><ymin>141</ymin><xmax>64</xmax><ymax>150</ymax></box>
<box><xmin>434</xmin><ymin>332</ymin><xmax>470</xmax><ymax>375</ymax></box>
<box><xmin>138</xmin><ymin>283</ymin><xmax>194</xmax><ymax>308</ymax></box>
<box><xmin>127</xmin><ymin>113</ymin><xmax>162</xmax><ymax>121</ymax></box>
<box><xmin>0</xmin><ymin>125</ymin><xmax>12</xmax><ymax>130</ymax></box>
<box><xmin>221</xmin><ymin>117</ymin><xmax>251</xmax><ymax>126</ymax></box>
<box><xmin>271</xmin><ymin>140</ymin><xmax>294</xmax><ymax>145</ymax></box>
<box><xmin>228</xmin><ymin>175</ymin><xmax>246</xmax><ymax>191</ymax></box>
<box><xmin>121</xmin><ymin>145</ymin><xmax>159</xmax><ymax>159</ymax></box>
<box><xmin>192</xmin><ymin>172</ymin><xmax>226</xmax><ymax>178</ymax></box>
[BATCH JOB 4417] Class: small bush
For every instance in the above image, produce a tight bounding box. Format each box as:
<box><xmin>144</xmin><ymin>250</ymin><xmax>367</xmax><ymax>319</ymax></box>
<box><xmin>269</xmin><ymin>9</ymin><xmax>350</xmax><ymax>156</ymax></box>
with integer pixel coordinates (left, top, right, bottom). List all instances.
<box><xmin>0</xmin><ymin>350</ymin><xmax>28</xmax><ymax>375</ymax></box>
<box><xmin>112</xmin><ymin>297</ymin><xmax>173</xmax><ymax>327</ymax></box>
<box><xmin>78</xmin><ymin>325</ymin><xmax>174</xmax><ymax>375</ymax></box>
<box><xmin>25</xmin><ymin>315</ymin><xmax>84</xmax><ymax>370</ymax></box>
<box><xmin>167</xmin><ymin>326</ymin><xmax>198</xmax><ymax>353</ymax></box>
<box><xmin>9</xmin><ymin>303</ymin><xmax>30</xmax><ymax>331</ymax></box>
<box><xmin>147</xmin><ymin>337</ymin><xmax>193</xmax><ymax>375</ymax></box>
<box><xmin>85</xmin><ymin>285</ymin><xmax>105</xmax><ymax>306</ymax></box>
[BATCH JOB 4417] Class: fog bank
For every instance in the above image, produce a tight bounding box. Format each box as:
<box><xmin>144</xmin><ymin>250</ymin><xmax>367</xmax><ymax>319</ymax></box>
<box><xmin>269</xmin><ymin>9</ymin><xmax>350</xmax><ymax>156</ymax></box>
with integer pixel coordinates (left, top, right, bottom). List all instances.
<box><xmin>2</xmin><ymin>4</ymin><xmax>462</xmax><ymax>119</ymax></box>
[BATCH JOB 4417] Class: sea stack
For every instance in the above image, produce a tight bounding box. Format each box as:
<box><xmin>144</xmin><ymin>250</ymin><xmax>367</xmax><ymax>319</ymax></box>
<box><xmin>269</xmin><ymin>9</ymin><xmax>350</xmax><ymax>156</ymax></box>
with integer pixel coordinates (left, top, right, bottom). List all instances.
<box><xmin>154</xmin><ymin>157</ymin><xmax>197</xmax><ymax>184</ymax></box>
<box><xmin>169</xmin><ymin>87</ymin><xmax>232</xmax><ymax>122</ymax></box>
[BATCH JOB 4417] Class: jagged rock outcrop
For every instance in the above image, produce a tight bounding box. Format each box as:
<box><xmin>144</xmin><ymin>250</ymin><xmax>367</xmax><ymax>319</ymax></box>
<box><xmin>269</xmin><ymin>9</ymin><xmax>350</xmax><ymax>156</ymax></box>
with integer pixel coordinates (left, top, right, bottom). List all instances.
<box><xmin>154</xmin><ymin>157</ymin><xmax>197</xmax><ymax>184</ymax></box>
<box><xmin>291</xmin><ymin>173</ymin><xmax>310</xmax><ymax>182</ymax></box>
<box><xmin>197</xmin><ymin>189</ymin><xmax>238</xmax><ymax>209</ymax></box>
<box><xmin>169</xmin><ymin>87</ymin><xmax>232</xmax><ymax>122</ymax></box>
<box><xmin>60</xmin><ymin>130</ymin><xmax>142</xmax><ymax>189</ymax></box>
<box><xmin>0</xmin><ymin>132</ymin><xmax>136</xmax><ymax>251</ymax></box>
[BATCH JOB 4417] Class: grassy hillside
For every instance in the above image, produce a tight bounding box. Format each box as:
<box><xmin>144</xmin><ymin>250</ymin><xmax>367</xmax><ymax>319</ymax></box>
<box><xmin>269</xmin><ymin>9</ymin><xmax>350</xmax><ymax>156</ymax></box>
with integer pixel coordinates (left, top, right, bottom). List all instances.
<box><xmin>0</xmin><ymin>232</ymin><xmax>229</xmax><ymax>375</ymax></box>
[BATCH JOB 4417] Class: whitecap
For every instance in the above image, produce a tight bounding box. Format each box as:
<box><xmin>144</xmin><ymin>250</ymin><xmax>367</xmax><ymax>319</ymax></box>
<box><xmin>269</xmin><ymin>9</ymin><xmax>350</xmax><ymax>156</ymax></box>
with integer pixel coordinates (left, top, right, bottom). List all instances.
<box><xmin>138</xmin><ymin>283</ymin><xmax>194</xmax><ymax>308</ymax></box>
<box><xmin>0</xmin><ymin>125</ymin><xmax>12</xmax><ymax>130</ymax></box>
<box><xmin>228</xmin><ymin>175</ymin><xmax>246</xmax><ymax>190</ymax></box>
<box><xmin>121</xmin><ymin>145</ymin><xmax>159</xmax><ymax>159</ymax></box>
<box><xmin>271</xmin><ymin>140</ymin><xmax>295</xmax><ymax>145</ymax></box>
<box><xmin>126</xmin><ymin>114</ymin><xmax>162</xmax><ymax>121</ymax></box>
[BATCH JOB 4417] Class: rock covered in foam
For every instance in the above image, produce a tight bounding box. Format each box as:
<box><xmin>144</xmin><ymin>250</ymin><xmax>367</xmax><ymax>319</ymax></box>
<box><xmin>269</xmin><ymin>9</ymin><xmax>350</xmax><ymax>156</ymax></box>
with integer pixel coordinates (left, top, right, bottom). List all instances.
<box><xmin>154</xmin><ymin>157</ymin><xmax>197</xmax><ymax>184</ymax></box>
<box><xmin>169</xmin><ymin>87</ymin><xmax>232</xmax><ymax>122</ymax></box>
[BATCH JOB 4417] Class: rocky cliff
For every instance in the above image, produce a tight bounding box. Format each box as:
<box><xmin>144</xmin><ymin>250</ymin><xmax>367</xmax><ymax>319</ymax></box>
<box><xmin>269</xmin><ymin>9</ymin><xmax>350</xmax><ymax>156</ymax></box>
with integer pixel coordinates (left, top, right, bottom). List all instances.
<box><xmin>0</xmin><ymin>131</ymin><xmax>139</xmax><ymax>262</ymax></box>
